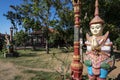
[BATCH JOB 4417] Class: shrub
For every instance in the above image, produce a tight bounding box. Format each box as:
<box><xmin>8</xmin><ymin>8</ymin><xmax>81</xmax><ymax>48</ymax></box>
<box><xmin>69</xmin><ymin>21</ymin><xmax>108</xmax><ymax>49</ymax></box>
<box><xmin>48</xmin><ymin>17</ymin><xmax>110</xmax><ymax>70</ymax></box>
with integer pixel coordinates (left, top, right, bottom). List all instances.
<box><xmin>114</xmin><ymin>37</ymin><xmax>120</xmax><ymax>50</ymax></box>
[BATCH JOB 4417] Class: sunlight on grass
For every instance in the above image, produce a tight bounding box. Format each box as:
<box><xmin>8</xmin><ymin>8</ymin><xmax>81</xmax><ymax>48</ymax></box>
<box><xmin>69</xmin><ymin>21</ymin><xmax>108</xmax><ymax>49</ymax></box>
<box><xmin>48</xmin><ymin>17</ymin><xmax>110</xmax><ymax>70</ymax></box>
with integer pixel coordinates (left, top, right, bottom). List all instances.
<box><xmin>0</xmin><ymin>48</ymin><xmax>73</xmax><ymax>69</ymax></box>
<box><xmin>23</xmin><ymin>70</ymin><xmax>62</xmax><ymax>80</ymax></box>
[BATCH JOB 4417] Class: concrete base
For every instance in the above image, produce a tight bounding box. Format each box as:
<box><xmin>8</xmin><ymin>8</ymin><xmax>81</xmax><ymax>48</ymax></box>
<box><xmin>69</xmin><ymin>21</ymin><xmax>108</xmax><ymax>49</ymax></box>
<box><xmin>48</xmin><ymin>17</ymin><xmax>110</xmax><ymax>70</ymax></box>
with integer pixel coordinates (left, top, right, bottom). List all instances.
<box><xmin>4</xmin><ymin>53</ymin><xmax>13</xmax><ymax>58</ymax></box>
<box><xmin>4</xmin><ymin>52</ymin><xmax>19</xmax><ymax>58</ymax></box>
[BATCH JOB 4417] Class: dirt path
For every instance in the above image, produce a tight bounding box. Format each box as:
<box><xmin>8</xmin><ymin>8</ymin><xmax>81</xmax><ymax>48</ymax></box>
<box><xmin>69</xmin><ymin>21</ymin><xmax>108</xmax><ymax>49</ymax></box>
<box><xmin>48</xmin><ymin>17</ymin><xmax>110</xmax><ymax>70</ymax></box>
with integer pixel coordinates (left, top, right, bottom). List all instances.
<box><xmin>0</xmin><ymin>61</ymin><xmax>35</xmax><ymax>80</ymax></box>
<box><xmin>0</xmin><ymin>59</ymin><xmax>120</xmax><ymax>80</ymax></box>
<box><xmin>0</xmin><ymin>61</ymin><xmax>21</xmax><ymax>80</ymax></box>
<box><xmin>108</xmin><ymin>60</ymin><xmax>120</xmax><ymax>79</ymax></box>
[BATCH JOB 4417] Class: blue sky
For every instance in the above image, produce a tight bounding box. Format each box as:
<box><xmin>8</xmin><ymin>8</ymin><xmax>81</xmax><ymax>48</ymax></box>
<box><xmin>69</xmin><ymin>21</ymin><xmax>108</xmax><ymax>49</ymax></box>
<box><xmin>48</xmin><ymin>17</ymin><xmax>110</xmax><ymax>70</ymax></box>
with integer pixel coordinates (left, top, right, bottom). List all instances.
<box><xmin>0</xmin><ymin>0</ymin><xmax>23</xmax><ymax>34</ymax></box>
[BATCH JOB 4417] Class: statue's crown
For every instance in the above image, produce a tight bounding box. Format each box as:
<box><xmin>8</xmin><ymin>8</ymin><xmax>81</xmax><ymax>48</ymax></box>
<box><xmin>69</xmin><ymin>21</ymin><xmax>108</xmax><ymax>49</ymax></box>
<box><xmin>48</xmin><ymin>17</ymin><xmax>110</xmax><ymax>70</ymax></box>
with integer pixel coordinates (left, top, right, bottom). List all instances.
<box><xmin>89</xmin><ymin>0</ymin><xmax>104</xmax><ymax>25</ymax></box>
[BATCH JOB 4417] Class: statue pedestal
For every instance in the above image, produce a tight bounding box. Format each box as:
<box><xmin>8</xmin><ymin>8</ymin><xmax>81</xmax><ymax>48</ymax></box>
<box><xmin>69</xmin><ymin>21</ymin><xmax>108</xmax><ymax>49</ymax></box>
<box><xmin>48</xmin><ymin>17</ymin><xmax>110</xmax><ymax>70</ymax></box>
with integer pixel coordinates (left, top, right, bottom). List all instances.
<box><xmin>4</xmin><ymin>52</ymin><xmax>19</xmax><ymax>58</ymax></box>
<box><xmin>4</xmin><ymin>53</ymin><xmax>13</xmax><ymax>58</ymax></box>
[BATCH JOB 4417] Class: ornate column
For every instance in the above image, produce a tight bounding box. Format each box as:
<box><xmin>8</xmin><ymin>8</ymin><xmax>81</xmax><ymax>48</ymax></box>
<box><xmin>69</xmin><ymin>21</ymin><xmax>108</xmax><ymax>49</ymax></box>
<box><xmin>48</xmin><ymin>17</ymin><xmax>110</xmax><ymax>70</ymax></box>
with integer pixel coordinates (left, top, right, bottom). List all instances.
<box><xmin>71</xmin><ymin>0</ymin><xmax>83</xmax><ymax>80</ymax></box>
<box><xmin>10</xmin><ymin>26</ymin><xmax>14</xmax><ymax>53</ymax></box>
<box><xmin>10</xmin><ymin>27</ymin><xmax>13</xmax><ymax>42</ymax></box>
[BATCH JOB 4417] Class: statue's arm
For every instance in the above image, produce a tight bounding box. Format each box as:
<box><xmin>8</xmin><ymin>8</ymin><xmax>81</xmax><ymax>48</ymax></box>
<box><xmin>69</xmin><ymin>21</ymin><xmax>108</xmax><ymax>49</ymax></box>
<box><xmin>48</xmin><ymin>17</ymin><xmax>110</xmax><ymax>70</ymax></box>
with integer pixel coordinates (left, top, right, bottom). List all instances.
<box><xmin>101</xmin><ymin>38</ymin><xmax>112</xmax><ymax>52</ymax></box>
<box><xmin>100</xmin><ymin>31</ymin><xmax>112</xmax><ymax>51</ymax></box>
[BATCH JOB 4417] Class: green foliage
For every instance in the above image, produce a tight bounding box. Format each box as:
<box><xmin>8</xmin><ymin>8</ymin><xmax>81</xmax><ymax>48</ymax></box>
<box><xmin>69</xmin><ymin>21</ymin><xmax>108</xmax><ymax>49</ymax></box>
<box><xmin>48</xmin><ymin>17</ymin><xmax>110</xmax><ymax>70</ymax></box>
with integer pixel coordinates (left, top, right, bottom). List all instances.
<box><xmin>103</xmin><ymin>24</ymin><xmax>119</xmax><ymax>42</ymax></box>
<box><xmin>52</xmin><ymin>0</ymin><xmax>74</xmax><ymax>47</ymax></box>
<box><xmin>114</xmin><ymin>36</ymin><xmax>120</xmax><ymax>50</ymax></box>
<box><xmin>0</xmin><ymin>37</ymin><xmax>7</xmax><ymax>57</ymax></box>
<box><xmin>0</xmin><ymin>36</ymin><xmax>4</xmax><ymax>51</ymax></box>
<box><xmin>3</xmin><ymin>5</ymin><xmax>22</xmax><ymax>30</ymax></box>
<box><xmin>1</xmin><ymin>47</ymin><xmax>7</xmax><ymax>54</ymax></box>
<box><xmin>60</xmin><ymin>47</ymin><xmax>73</xmax><ymax>53</ymax></box>
<box><xmin>14</xmin><ymin>30</ymin><xmax>29</xmax><ymax>46</ymax></box>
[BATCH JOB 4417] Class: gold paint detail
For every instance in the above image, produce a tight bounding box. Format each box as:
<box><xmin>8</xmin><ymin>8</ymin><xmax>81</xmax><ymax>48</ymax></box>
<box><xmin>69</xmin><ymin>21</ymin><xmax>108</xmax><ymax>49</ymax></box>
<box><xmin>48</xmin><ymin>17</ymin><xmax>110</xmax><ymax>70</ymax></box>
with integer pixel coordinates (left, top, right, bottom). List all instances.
<box><xmin>73</xmin><ymin>55</ymin><xmax>80</xmax><ymax>60</ymax></box>
<box><xmin>71</xmin><ymin>62</ymin><xmax>83</xmax><ymax>69</ymax></box>
<box><xmin>74</xmin><ymin>46</ymin><xmax>79</xmax><ymax>48</ymax></box>
<box><xmin>74</xmin><ymin>14</ymin><xmax>80</xmax><ymax>17</ymax></box>
<box><xmin>75</xmin><ymin>25</ymin><xmax>79</xmax><ymax>27</ymax></box>
<box><xmin>74</xmin><ymin>42</ymin><xmax>80</xmax><ymax>44</ymax></box>
<box><xmin>72</xmin><ymin>0</ymin><xmax>81</xmax><ymax>5</ymax></box>
<box><xmin>74</xmin><ymin>6</ymin><xmax>80</xmax><ymax>12</ymax></box>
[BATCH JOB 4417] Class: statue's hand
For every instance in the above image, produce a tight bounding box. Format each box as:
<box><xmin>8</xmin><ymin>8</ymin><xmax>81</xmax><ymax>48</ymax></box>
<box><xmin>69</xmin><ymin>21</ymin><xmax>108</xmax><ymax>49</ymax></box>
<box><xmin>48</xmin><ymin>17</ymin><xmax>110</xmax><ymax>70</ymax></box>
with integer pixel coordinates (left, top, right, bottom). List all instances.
<box><xmin>91</xmin><ymin>38</ymin><xmax>99</xmax><ymax>50</ymax></box>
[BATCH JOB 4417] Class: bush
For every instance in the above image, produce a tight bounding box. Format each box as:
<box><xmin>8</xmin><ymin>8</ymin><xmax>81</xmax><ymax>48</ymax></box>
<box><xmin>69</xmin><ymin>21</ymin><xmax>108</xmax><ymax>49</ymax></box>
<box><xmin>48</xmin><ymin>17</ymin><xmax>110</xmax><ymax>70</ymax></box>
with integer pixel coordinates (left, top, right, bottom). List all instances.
<box><xmin>60</xmin><ymin>47</ymin><xmax>73</xmax><ymax>53</ymax></box>
<box><xmin>114</xmin><ymin>37</ymin><xmax>120</xmax><ymax>50</ymax></box>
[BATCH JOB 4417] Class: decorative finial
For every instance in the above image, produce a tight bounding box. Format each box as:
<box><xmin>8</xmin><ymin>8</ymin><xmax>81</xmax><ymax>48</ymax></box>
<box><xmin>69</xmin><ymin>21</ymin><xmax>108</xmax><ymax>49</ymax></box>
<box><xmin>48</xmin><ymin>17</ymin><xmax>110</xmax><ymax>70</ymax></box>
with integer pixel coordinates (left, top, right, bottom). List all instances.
<box><xmin>72</xmin><ymin>0</ymin><xmax>80</xmax><ymax>3</ymax></box>
<box><xmin>89</xmin><ymin>0</ymin><xmax>104</xmax><ymax>25</ymax></box>
<box><xmin>94</xmin><ymin>0</ymin><xmax>99</xmax><ymax>16</ymax></box>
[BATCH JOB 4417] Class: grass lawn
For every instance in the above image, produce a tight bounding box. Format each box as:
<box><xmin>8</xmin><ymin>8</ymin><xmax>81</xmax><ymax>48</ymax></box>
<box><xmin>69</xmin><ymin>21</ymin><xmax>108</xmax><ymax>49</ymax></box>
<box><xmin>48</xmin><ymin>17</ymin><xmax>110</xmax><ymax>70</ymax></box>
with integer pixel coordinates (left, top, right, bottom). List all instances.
<box><xmin>0</xmin><ymin>48</ymin><xmax>73</xmax><ymax>80</ymax></box>
<box><xmin>6</xmin><ymin>48</ymin><xmax>72</xmax><ymax>69</ymax></box>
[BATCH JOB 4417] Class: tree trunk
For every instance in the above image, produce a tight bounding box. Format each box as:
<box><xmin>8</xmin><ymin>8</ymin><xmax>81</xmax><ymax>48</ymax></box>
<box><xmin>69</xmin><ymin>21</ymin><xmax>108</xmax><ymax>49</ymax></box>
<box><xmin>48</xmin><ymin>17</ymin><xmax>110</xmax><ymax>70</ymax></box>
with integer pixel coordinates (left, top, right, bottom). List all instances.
<box><xmin>31</xmin><ymin>36</ymin><xmax>35</xmax><ymax>50</ymax></box>
<box><xmin>23</xmin><ymin>43</ymin><xmax>26</xmax><ymax>51</ymax></box>
<box><xmin>45</xmin><ymin>39</ymin><xmax>49</xmax><ymax>54</ymax></box>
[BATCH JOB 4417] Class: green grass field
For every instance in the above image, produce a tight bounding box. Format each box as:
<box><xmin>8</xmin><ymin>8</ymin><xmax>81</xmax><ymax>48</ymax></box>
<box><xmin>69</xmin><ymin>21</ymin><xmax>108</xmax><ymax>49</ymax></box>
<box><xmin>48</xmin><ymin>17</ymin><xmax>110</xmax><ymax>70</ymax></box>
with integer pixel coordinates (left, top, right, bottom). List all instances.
<box><xmin>0</xmin><ymin>48</ymin><xmax>73</xmax><ymax>80</ymax></box>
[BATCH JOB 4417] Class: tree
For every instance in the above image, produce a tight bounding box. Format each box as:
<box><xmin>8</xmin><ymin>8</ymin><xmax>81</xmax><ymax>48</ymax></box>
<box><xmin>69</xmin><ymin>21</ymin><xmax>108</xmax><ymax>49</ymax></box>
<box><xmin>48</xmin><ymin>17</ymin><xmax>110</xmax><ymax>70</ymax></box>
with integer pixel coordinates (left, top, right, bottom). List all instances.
<box><xmin>114</xmin><ymin>36</ymin><xmax>120</xmax><ymax>50</ymax></box>
<box><xmin>3</xmin><ymin>5</ymin><xmax>22</xmax><ymax>33</ymax></box>
<box><xmin>0</xmin><ymin>34</ymin><xmax>4</xmax><ymax>51</ymax></box>
<box><xmin>14</xmin><ymin>30</ymin><xmax>29</xmax><ymax>48</ymax></box>
<box><xmin>4</xmin><ymin>0</ymin><xmax>120</xmax><ymax>50</ymax></box>
<box><xmin>50</xmin><ymin>0</ymin><xmax>74</xmax><ymax>47</ymax></box>
<box><xmin>31</xmin><ymin>0</ymin><xmax>53</xmax><ymax>54</ymax></box>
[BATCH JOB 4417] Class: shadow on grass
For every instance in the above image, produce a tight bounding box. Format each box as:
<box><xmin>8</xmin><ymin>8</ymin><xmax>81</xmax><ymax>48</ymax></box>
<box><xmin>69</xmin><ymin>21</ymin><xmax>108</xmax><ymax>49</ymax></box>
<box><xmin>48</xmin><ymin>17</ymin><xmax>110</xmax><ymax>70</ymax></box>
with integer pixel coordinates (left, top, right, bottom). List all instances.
<box><xmin>115</xmin><ymin>74</ymin><xmax>120</xmax><ymax>80</ymax></box>
<box><xmin>23</xmin><ymin>70</ymin><xmax>62</xmax><ymax>80</ymax></box>
<box><xmin>107</xmin><ymin>73</ymin><xmax>120</xmax><ymax>80</ymax></box>
<box><xmin>82</xmin><ymin>75</ymin><xmax>88</xmax><ymax>80</ymax></box>
<box><xmin>23</xmin><ymin>70</ymin><xmax>89</xmax><ymax>80</ymax></box>
<box><xmin>31</xmin><ymin>48</ymin><xmax>46</xmax><ymax>51</ymax></box>
<box><xmin>20</xmin><ymin>53</ymin><xmax>38</xmax><ymax>57</ymax></box>
<box><xmin>82</xmin><ymin>75</ymin><xmax>118</xmax><ymax>80</ymax></box>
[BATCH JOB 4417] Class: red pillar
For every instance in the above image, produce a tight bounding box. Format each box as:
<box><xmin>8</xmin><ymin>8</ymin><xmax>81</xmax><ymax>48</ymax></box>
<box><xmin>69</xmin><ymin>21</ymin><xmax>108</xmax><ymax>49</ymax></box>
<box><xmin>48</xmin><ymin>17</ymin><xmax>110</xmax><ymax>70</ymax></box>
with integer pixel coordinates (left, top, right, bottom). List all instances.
<box><xmin>71</xmin><ymin>0</ymin><xmax>83</xmax><ymax>80</ymax></box>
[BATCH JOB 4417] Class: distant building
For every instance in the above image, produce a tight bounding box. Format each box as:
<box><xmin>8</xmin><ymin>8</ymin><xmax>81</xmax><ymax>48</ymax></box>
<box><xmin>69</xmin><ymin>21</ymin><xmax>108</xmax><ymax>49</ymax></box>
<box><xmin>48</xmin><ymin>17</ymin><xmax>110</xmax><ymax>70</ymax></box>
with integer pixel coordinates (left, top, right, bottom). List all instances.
<box><xmin>28</xmin><ymin>28</ymin><xmax>54</xmax><ymax>47</ymax></box>
<box><xmin>29</xmin><ymin>30</ymin><xmax>45</xmax><ymax>47</ymax></box>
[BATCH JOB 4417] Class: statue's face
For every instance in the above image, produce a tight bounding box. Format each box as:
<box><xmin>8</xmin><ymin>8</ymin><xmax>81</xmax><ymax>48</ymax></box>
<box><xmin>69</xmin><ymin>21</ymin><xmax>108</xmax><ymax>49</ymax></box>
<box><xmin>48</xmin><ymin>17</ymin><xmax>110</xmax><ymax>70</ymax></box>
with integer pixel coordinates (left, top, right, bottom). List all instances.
<box><xmin>90</xmin><ymin>24</ymin><xmax>103</xmax><ymax>36</ymax></box>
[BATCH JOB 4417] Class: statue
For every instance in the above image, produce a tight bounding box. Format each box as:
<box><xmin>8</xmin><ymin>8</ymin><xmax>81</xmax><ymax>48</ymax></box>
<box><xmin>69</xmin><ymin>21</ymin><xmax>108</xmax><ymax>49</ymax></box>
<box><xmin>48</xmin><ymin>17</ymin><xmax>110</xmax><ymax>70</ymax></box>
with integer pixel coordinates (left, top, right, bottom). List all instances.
<box><xmin>84</xmin><ymin>0</ymin><xmax>114</xmax><ymax>80</ymax></box>
<box><xmin>5</xmin><ymin>34</ymin><xmax>11</xmax><ymax>53</ymax></box>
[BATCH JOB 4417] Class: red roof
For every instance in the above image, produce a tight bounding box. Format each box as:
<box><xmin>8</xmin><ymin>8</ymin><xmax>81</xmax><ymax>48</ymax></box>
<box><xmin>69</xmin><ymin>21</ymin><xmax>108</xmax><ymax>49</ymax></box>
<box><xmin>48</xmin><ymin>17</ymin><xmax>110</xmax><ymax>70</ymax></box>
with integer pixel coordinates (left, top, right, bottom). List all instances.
<box><xmin>30</xmin><ymin>28</ymin><xmax>54</xmax><ymax>35</ymax></box>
